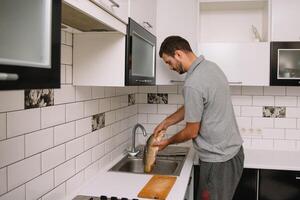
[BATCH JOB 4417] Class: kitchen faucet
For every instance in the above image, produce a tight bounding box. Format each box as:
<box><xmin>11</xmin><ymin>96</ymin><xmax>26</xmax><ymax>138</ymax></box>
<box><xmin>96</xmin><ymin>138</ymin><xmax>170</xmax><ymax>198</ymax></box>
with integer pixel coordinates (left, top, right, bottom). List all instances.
<box><xmin>128</xmin><ymin>123</ymin><xmax>147</xmax><ymax>156</ymax></box>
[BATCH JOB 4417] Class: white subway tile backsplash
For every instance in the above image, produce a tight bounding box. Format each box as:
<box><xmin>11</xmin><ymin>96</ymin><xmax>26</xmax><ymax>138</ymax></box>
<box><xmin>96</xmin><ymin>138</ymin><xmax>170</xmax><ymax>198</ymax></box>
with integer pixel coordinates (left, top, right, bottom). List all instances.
<box><xmin>66</xmin><ymin>137</ymin><xmax>84</xmax><ymax>160</ymax></box>
<box><xmin>84</xmin><ymin>132</ymin><xmax>99</xmax><ymax>150</ymax></box>
<box><xmin>7</xmin><ymin>154</ymin><xmax>40</xmax><ymax>190</ymax></box>
<box><xmin>157</xmin><ymin>105</ymin><xmax>177</xmax><ymax>114</ymax></box>
<box><xmin>66</xmin><ymin>32</ymin><xmax>73</xmax><ymax>46</ymax></box>
<box><xmin>54</xmin><ymin>85</ymin><xmax>76</xmax><ymax>105</ymax></box>
<box><xmin>241</xmin><ymin>106</ymin><xmax>262</xmax><ymax>117</ymax></box>
<box><xmin>66</xmin><ymin>171</ymin><xmax>84</xmax><ymax>196</ymax></box>
<box><xmin>65</xmin><ymin>65</ymin><xmax>73</xmax><ymax>84</ymax></box>
<box><xmin>99</xmin><ymin>98</ymin><xmax>111</xmax><ymax>113</ymax></box>
<box><xmin>286</xmin><ymin>87</ymin><xmax>300</xmax><ymax>96</ymax></box>
<box><xmin>298</xmin><ymin>119</ymin><xmax>300</xmax><ymax>129</ymax></box>
<box><xmin>60</xmin><ymin>65</ymin><xmax>66</xmax><ymax>84</ymax></box>
<box><xmin>252</xmin><ymin>118</ymin><xmax>274</xmax><ymax>128</ymax></box>
<box><xmin>75</xmin><ymin>150</ymin><xmax>92</xmax><ymax>172</ymax></box>
<box><xmin>42</xmin><ymin>144</ymin><xmax>65</xmax><ymax>173</ymax></box>
<box><xmin>7</xmin><ymin>108</ymin><xmax>40</xmax><ymax>138</ymax></box>
<box><xmin>275</xmin><ymin>96</ymin><xmax>297</xmax><ymax>107</ymax></box>
<box><xmin>76</xmin><ymin>118</ymin><xmax>92</xmax><ymax>137</ymax></box>
<box><xmin>104</xmin><ymin>87</ymin><xmax>116</xmax><ymax>98</ymax></box>
<box><xmin>0</xmin><ymin>113</ymin><xmax>6</xmax><ymax>140</ymax></box>
<box><xmin>0</xmin><ymin>136</ymin><xmax>24</xmax><ymax>168</ymax></box>
<box><xmin>231</xmin><ymin>96</ymin><xmax>252</xmax><ymax>106</ymax></box>
<box><xmin>286</xmin><ymin>107</ymin><xmax>300</xmax><ymax>118</ymax></box>
<box><xmin>136</xmin><ymin>94</ymin><xmax>147</xmax><ymax>104</ymax></box>
<box><xmin>111</xmin><ymin>122</ymin><xmax>121</xmax><ymax>136</ymax></box>
<box><xmin>251</xmin><ymin>139</ymin><xmax>273</xmax><ymax>150</ymax></box>
<box><xmin>128</xmin><ymin>86</ymin><xmax>138</xmax><ymax>94</ymax></box>
<box><xmin>148</xmin><ymin>114</ymin><xmax>166</xmax><ymax>124</ymax></box>
<box><xmin>66</xmin><ymin>102</ymin><xmax>84</xmax><ymax>122</ymax></box>
<box><xmin>236</xmin><ymin>117</ymin><xmax>252</xmax><ymax>129</ymax></box>
<box><xmin>99</xmin><ymin>126</ymin><xmax>111</xmax><ymax>143</ymax></box>
<box><xmin>54</xmin><ymin>122</ymin><xmax>75</xmax><ymax>146</ymax></box>
<box><xmin>54</xmin><ymin>159</ymin><xmax>75</xmax><ymax>187</ymax></box>
<box><xmin>0</xmin><ymin>167</ymin><xmax>7</xmax><ymax>195</ymax></box>
<box><xmin>253</xmin><ymin>96</ymin><xmax>274</xmax><ymax>106</ymax></box>
<box><xmin>138</xmin><ymin>104</ymin><xmax>157</xmax><ymax>114</ymax></box>
<box><xmin>25</xmin><ymin>128</ymin><xmax>53</xmax><ymax>157</ymax></box>
<box><xmin>98</xmin><ymin>154</ymin><xmax>111</xmax><ymax>169</ymax></box>
<box><xmin>138</xmin><ymin>114</ymin><xmax>147</xmax><ymax>123</ymax></box>
<box><xmin>261</xmin><ymin>129</ymin><xmax>285</xmax><ymax>139</ymax></box>
<box><xmin>233</xmin><ymin>106</ymin><xmax>241</xmax><ymax>117</ymax></box>
<box><xmin>41</xmin><ymin>183</ymin><xmax>65</xmax><ymax>200</ymax></box>
<box><xmin>61</xmin><ymin>31</ymin><xmax>66</xmax><ymax>44</ymax></box>
<box><xmin>168</xmin><ymin>94</ymin><xmax>184</xmax><ymax>104</ymax></box>
<box><xmin>274</xmin><ymin>140</ymin><xmax>296</xmax><ymax>151</ymax></box>
<box><xmin>158</xmin><ymin>85</ymin><xmax>177</xmax><ymax>94</ymax></box>
<box><xmin>41</xmin><ymin>105</ymin><xmax>65</xmax><ymax>128</ymax></box>
<box><xmin>285</xmin><ymin>129</ymin><xmax>300</xmax><ymax>140</ymax></box>
<box><xmin>75</xmin><ymin>87</ymin><xmax>92</xmax><ymax>101</ymax></box>
<box><xmin>92</xmin><ymin>143</ymin><xmax>105</xmax><ymax>162</ymax></box>
<box><xmin>25</xmin><ymin>170</ymin><xmax>54</xmax><ymax>200</ymax></box>
<box><xmin>0</xmin><ymin>185</ymin><xmax>25</xmax><ymax>200</ymax></box>
<box><xmin>274</xmin><ymin>118</ymin><xmax>296</xmax><ymax>129</ymax></box>
<box><xmin>138</xmin><ymin>86</ymin><xmax>157</xmax><ymax>93</ymax></box>
<box><xmin>242</xmin><ymin>138</ymin><xmax>251</xmax><ymax>149</ymax></box>
<box><xmin>263</xmin><ymin>86</ymin><xmax>286</xmax><ymax>96</ymax></box>
<box><xmin>111</xmin><ymin>97</ymin><xmax>121</xmax><ymax>110</ymax></box>
<box><xmin>242</xmin><ymin>86</ymin><xmax>263</xmax><ymax>95</ymax></box>
<box><xmin>0</xmin><ymin>91</ymin><xmax>23</xmax><ymax>113</ymax></box>
<box><xmin>91</xmin><ymin>87</ymin><xmax>105</xmax><ymax>99</ymax></box>
<box><xmin>84</xmin><ymin>162</ymin><xmax>98</xmax><ymax>181</ymax></box>
<box><xmin>61</xmin><ymin>45</ymin><xmax>72</xmax><ymax>65</ymax></box>
<box><xmin>84</xmin><ymin>100</ymin><xmax>98</xmax><ymax>117</ymax></box>
<box><xmin>230</xmin><ymin>86</ymin><xmax>242</xmax><ymax>95</ymax></box>
<box><xmin>105</xmin><ymin>111</ymin><xmax>116</xmax><ymax>125</ymax></box>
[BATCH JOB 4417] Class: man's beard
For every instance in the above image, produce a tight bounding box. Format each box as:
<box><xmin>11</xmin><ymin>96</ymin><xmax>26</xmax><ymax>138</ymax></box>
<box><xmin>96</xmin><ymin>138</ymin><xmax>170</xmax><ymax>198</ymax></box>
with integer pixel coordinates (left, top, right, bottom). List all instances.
<box><xmin>177</xmin><ymin>63</ymin><xmax>185</xmax><ymax>74</ymax></box>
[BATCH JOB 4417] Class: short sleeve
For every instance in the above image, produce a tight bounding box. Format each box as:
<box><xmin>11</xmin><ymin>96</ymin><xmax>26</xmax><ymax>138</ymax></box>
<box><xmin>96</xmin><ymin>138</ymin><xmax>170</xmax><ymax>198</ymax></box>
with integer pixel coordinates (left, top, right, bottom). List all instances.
<box><xmin>183</xmin><ymin>86</ymin><xmax>204</xmax><ymax>123</ymax></box>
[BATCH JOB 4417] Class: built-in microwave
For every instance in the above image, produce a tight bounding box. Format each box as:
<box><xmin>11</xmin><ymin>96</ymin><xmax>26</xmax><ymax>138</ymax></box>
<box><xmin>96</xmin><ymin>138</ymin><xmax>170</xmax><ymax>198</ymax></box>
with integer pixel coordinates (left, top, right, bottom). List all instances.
<box><xmin>270</xmin><ymin>42</ymin><xmax>300</xmax><ymax>86</ymax></box>
<box><xmin>125</xmin><ymin>18</ymin><xmax>156</xmax><ymax>85</ymax></box>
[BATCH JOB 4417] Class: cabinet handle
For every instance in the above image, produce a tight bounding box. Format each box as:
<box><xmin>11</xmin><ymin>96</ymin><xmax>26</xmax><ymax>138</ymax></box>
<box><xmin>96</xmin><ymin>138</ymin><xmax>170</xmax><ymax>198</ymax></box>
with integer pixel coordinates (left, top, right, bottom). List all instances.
<box><xmin>296</xmin><ymin>177</ymin><xmax>300</xmax><ymax>180</ymax></box>
<box><xmin>136</xmin><ymin>79</ymin><xmax>152</xmax><ymax>83</ymax></box>
<box><xmin>170</xmin><ymin>80</ymin><xmax>184</xmax><ymax>83</ymax></box>
<box><xmin>108</xmin><ymin>0</ymin><xmax>120</xmax><ymax>8</ymax></box>
<box><xmin>143</xmin><ymin>21</ymin><xmax>153</xmax><ymax>28</ymax></box>
<box><xmin>228</xmin><ymin>81</ymin><xmax>243</xmax><ymax>85</ymax></box>
<box><xmin>0</xmin><ymin>73</ymin><xmax>19</xmax><ymax>81</ymax></box>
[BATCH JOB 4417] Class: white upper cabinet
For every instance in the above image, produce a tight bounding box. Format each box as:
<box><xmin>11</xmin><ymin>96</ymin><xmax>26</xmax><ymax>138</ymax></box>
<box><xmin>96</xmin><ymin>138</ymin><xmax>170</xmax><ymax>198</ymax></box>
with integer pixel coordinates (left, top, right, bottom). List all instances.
<box><xmin>130</xmin><ymin>0</ymin><xmax>157</xmax><ymax>35</ymax></box>
<box><xmin>198</xmin><ymin>0</ymin><xmax>270</xmax><ymax>86</ymax></box>
<box><xmin>271</xmin><ymin>0</ymin><xmax>300</xmax><ymax>41</ymax></box>
<box><xmin>156</xmin><ymin>0</ymin><xmax>198</xmax><ymax>85</ymax></box>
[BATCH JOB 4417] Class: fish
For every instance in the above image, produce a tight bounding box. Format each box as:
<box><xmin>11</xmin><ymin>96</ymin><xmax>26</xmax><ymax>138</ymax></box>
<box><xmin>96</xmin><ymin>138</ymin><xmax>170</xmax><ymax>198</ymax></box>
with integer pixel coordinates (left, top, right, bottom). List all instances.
<box><xmin>143</xmin><ymin>130</ymin><xmax>165</xmax><ymax>173</ymax></box>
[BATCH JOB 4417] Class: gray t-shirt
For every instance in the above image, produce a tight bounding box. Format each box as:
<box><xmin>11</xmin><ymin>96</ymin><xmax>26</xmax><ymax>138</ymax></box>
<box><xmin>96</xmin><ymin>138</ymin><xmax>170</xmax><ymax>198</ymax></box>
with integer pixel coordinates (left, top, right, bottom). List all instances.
<box><xmin>183</xmin><ymin>55</ymin><xmax>243</xmax><ymax>162</ymax></box>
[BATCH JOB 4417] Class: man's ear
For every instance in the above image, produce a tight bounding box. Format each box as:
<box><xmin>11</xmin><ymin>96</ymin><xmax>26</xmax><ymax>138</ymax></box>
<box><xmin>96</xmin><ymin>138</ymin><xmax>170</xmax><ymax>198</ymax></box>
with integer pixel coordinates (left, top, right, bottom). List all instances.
<box><xmin>174</xmin><ymin>50</ymin><xmax>184</xmax><ymax>60</ymax></box>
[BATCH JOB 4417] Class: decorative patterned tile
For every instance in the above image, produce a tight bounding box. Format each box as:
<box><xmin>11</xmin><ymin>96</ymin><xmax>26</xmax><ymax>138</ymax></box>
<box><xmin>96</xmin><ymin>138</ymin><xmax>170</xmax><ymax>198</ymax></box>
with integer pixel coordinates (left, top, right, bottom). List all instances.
<box><xmin>263</xmin><ymin>106</ymin><xmax>286</xmax><ymax>118</ymax></box>
<box><xmin>147</xmin><ymin>93</ymin><xmax>168</xmax><ymax>104</ymax></box>
<box><xmin>128</xmin><ymin>94</ymin><xmax>135</xmax><ymax>106</ymax></box>
<box><xmin>25</xmin><ymin>89</ymin><xmax>54</xmax><ymax>109</ymax></box>
<box><xmin>92</xmin><ymin>113</ymin><xmax>105</xmax><ymax>131</ymax></box>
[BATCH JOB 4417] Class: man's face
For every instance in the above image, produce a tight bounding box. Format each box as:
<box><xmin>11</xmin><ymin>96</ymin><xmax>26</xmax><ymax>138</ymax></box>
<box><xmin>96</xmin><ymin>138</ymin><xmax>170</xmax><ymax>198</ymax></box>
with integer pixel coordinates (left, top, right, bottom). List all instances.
<box><xmin>162</xmin><ymin>53</ymin><xmax>185</xmax><ymax>74</ymax></box>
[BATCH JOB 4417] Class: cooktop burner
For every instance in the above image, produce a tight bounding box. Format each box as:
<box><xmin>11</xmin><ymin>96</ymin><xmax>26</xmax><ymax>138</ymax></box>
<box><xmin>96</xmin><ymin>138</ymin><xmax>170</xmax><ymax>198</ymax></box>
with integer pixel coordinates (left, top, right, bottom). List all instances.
<box><xmin>73</xmin><ymin>195</ymin><xmax>139</xmax><ymax>200</ymax></box>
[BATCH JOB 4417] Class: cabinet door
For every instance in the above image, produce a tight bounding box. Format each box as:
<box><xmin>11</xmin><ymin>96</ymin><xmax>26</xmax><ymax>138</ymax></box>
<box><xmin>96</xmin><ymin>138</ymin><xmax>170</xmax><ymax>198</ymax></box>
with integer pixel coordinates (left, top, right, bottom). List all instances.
<box><xmin>156</xmin><ymin>0</ymin><xmax>198</xmax><ymax>85</ymax></box>
<box><xmin>272</xmin><ymin>0</ymin><xmax>300</xmax><ymax>41</ymax></box>
<box><xmin>233</xmin><ymin>169</ymin><xmax>258</xmax><ymax>200</ymax></box>
<box><xmin>259</xmin><ymin>169</ymin><xmax>300</xmax><ymax>200</ymax></box>
<box><xmin>130</xmin><ymin>0</ymin><xmax>156</xmax><ymax>35</ymax></box>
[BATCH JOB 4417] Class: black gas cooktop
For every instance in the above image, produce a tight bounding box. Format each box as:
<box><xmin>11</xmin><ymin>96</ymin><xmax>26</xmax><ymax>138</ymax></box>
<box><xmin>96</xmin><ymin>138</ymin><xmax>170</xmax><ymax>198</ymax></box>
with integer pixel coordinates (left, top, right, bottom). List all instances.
<box><xmin>72</xmin><ymin>195</ymin><xmax>139</xmax><ymax>200</ymax></box>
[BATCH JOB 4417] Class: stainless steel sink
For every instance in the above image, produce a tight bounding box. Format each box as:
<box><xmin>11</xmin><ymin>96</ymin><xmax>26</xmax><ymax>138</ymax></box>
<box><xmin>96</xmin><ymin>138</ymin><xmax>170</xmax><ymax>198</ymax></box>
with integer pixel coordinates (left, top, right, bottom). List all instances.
<box><xmin>109</xmin><ymin>146</ymin><xmax>189</xmax><ymax>176</ymax></box>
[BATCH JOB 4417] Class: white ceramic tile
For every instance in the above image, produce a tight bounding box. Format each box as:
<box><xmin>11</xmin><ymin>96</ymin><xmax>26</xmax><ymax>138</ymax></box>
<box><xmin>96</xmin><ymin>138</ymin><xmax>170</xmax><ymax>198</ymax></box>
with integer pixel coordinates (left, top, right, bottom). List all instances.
<box><xmin>242</xmin><ymin>138</ymin><xmax>251</xmax><ymax>149</ymax></box>
<box><xmin>120</xmin><ymin>95</ymin><xmax>128</xmax><ymax>108</ymax></box>
<box><xmin>0</xmin><ymin>167</ymin><xmax>7</xmax><ymax>195</ymax></box>
<box><xmin>298</xmin><ymin>97</ymin><xmax>300</xmax><ymax>106</ymax></box>
<box><xmin>105</xmin><ymin>111</ymin><xmax>116</xmax><ymax>125</ymax></box>
<box><xmin>66</xmin><ymin>102</ymin><xmax>84</xmax><ymax>122</ymax></box>
<box><xmin>242</xmin><ymin>86</ymin><xmax>263</xmax><ymax>95</ymax></box>
<box><xmin>157</xmin><ymin>104</ymin><xmax>177</xmax><ymax>114</ymax></box>
<box><xmin>66</xmin><ymin>171</ymin><xmax>84</xmax><ymax>196</ymax></box>
<box><xmin>178</xmin><ymin>85</ymin><xmax>184</xmax><ymax>95</ymax></box>
<box><xmin>241</xmin><ymin>106</ymin><xmax>262</xmax><ymax>117</ymax></box>
<box><xmin>261</xmin><ymin>129</ymin><xmax>284</xmax><ymax>139</ymax></box>
<box><xmin>138</xmin><ymin>86</ymin><xmax>157</xmax><ymax>93</ymax></box>
<box><xmin>61</xmin><ymin>45</ymin><xmax>72</xmax><ymax>65</ymax></box>
<box><xmin>252</xmin><ymin>96</ymin><xmax>274</xmax><ymax>106</ymax></box>
<box><xmin>99</xmin><ymin>98</ymin><xmax>111</xmax><ymax>113</ymax></box>
<box><xmin>286</xmin><ymin>87</ymin><xmax>300</xmax><ymax>96</ymax></box>
<box><xmin>41</xmin><ymin>183</ymin><xmax>65</xmax><ymax>200</ymax></box>
<box><xmin>136</xmin><ymin>93</ymin><xmax>147</xmax><ymax>104</ymax></box>
<box><xmin>252</xmin><ymin>118</ymin><xmax>274</xmax><ymax>128</ymax></box>
<box><xmin>7</xmin><ymin>154</ymin><xmax>40</xmax><ymax>190</ymax></box>
<box><xmin>75</xmin><ymin>150</ymin><xmax>92</xmax><ymax>172</ymax></box>
<box><xmin>61</xmin><ymin>31</ymin><xmax>66</xmax><ymax>44</ymax></box>
<box><xmin>168</xmin><ymin>94</ymin><xmax>184</xmax><ymax>104</ymax></box>
<box><xmin>65</xmin><ymin>65</ymin><xmax>73</xmax><ymax>84</ymax></box>
<box><xmin>54</xmin><ymin>159</ymin><xmax>75</xmax><ymax>187</ymax></box>
<box><xmin>26</xmin><ymin>170</ymin><xmax>54</xmax><ymax>200</ymax></box>
<box><xmin>251</xmin><ymin>139</ymin><xmax>273</xmax><ymax>150</ymax></box>
<box><xmin>111</xmin><ymin>97</ymin><xmax>121</xmax><ymax>110</ymax></box>
<box><xmin>274</xmin><ymin>118</ymin><xmax>297</xmax><ymax>129</ymax></box>
<box><xmin>148</xmin><ymin>114</ymin><xmax>167</xmax><ymax>124</ymax></box>
<box><xmin>233</xmin><ymin>106</ymin><xmax>241</xmax><ymax>117</ymax></box>
<box><xmin>263</xmin><ymin>86</ymin><xmax>285</xmax><ymax>96</ymax></box>
<box><xmin>115</xmin><ymin>87</ymin><xmax>128</xmax><ymax>96</ymax></box>
<box><xmin>7</xmin><ymin>108</ymin><xmax>40</xmax><ymax>138</ymax></box>
<box><xmin>285</xmin><ymin>129</ymin><xmax>300</xmax><ymax>140</ymax></box>
<box><xmin>115</xmin><ymin>109</ymin><xmax>124</xmax><ymax>121</ymax></box>
<box><xmin>274</xmin><ymin>140</ymin><xmax>296</xmax><ymax>151</ymax></box>
<box><xmin>0</xmin><ymin>113</ymin><xmax>6</xmax><ymax>140</ymax></box>
<box><xmin>98</xmin><ymin>154</ymin><xmax>111</xmax><ymax>169</ymax></box>
<box><xmin>138</xmin><ymin>114</ymin><xmax>147</xmax><ymax>123</ymax></box>
<box><xmin>138</xmin><ymin>104</ymin><xmax>157</xmax><ymax>114</ymax></box>
<box><xmin>41</xmin><ymin>105</ymin><xmax>65</xmax><ymax>128</ymax></box>
<box><xmin>66</xmin><ymin>137</ymin><xmax>84</xmax><ymax>159</ymax></box>
<box><xmin>111</xmin><ymin>122</ymin><xmax>121</xmax><ymax>136</ymax></box>
<box><xmin>286</xmin><ymin>107</ymin><xmax>300</xmax><ymax>118</ymax></box>
<box><xmin>84</xmin><ymin>162</ymin><xmax>98</xmax><ymax>181</ymax></box>
<box><xmin>84</xmin><ymin>132</ymin><xmax>99</xmax><ymax>150</ymax></box>
<box><xmin>230</xmin><ymin>86</ymin><xmax>242</xmax><ymax>95</ymax></box>
<box><xmin>298</xmin><ymin>119</ymin><xmax>300</xmax><ymax>129</ymax></box>
<box><xmin>0</xmin><ymin>91</ymin><xmax>23</xmax><ymax>113</ymax></box>
<box><xmin>127</xmin><ymin>86</ymin><xmax>138</xmax><ymax>94</ymax></box>
<box><xmin>54</xmin><ymin>85</ymin><xmax>75</xmax><ymax>105</ymax></box>
<box><xmin>54</xmin><ymin>122</ymin><xmax>75</xmax><ymax>145</ymax></box>
<box><xmin>236</xmin><ymin>117</ymin><xmax>252</xmax><ymax>129</ymax></box>
<box><xmin>0</xmin><ymin>136</ymin><xmax>24</xmax><ymax>168</ymax></box>
<box><xmin>42</xmin><ymin>144</ymin><xmax>65</xmax><ymax>173</ymax></box>
<box><xmin>76</xmin><ymin>118</ymin><xmax>92</xmax><ymax>137</ymax></box>
<box><xmin>25</xmin><ymin>128</ymin><xmax>53</xmax><ymax>157</ymax></box>
<box><xmin>92</xmin><ymin>143</ymin><xmax>105</xmax><ymax>162</ymax></box>
<box><xmin>84</xmin><ymin>100</ymin><xmax>98</xmax><ymax>117</ymax></box>
<box><xmin>275</xmin><ymin>96</ymin><xmax>297</xmax><ymax>107</ymax></box>
<box><xmin>60</xmin><ymin>65</ymin><xmax>66</xmax><ymax>84</ymax></box>
<box><xmin>104</xmin><ymin>87</ymin><xmax>116</xmax><ymax>98</ymax></box>
<box><xmin>99</xmin><ymin>126</ymin><xmax>111</xmax><ymax>143</ymax></box>
<box><xmin>158</xmin><ymin>85</ymin><xmax>177</xmax><ymax>94</ymax></box>
<box><xmin>297</xmin><ymin>141</ymin><xmax>300</xmax><ymax>151</ymax></box>
<box><xmin>75</xmin><ymin>86</ymin><xmax>92</xmax><ymax>101</ymax></box>
<box><xmin>231</xmin><ymin>96</ymin><xmax>252</xmax><ymax>106</ymax></box>
<box><xmin>0</xmin><ymin>185</ymin><xmax>25</xmax><ymax>200</ymax></box>
<box><xmin>66</xmin><ymin>32</ymin><xmax>73</xmax><ymax>46</ymax></box>
<box><xmin>104</xmin><ymin>138</ymin><xmax>116</xmax><ymax>154</ymax></box>
<box><xmin>91</xmin><ymin>87</ymin><xmax>105</xmax><ymax>99</ymax></box>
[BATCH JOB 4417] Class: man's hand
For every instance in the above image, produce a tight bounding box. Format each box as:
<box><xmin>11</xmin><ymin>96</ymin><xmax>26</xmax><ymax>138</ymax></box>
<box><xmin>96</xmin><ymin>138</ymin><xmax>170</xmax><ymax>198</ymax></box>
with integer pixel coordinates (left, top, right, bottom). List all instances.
<box><xmin>152</xmin><ymin>139</ymin><xmax>170</xmax><ymax>151</ymax></box>
<box><xmin>153</xmin><ymin>119</ymin><xmax>168</xmax><ymax>137</ymax></box>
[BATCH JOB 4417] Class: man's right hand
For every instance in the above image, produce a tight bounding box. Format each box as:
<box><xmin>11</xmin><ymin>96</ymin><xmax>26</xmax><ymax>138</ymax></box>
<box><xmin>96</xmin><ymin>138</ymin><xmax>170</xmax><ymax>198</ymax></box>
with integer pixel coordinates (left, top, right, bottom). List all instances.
<box><xmin>153</xmin><ymin>119</ymin><xmax>168</xmax><ymax>137</ymax></box>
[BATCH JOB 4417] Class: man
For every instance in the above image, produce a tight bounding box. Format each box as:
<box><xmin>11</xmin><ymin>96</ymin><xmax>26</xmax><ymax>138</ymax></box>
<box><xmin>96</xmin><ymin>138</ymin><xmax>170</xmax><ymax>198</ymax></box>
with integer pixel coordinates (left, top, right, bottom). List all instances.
<box><xmin>153</xmin><ymin>36</ymin><xmax>244</xmax><ymax>200</ymax></box>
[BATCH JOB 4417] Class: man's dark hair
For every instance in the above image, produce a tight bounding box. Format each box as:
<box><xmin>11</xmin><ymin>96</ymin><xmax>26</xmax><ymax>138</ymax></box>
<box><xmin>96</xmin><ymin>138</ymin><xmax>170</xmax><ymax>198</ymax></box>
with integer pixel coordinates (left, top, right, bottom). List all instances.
<box><xmin>159</xmin><ymin>36</ymin><xmax>192</xmax><ymax>57</ymax></box>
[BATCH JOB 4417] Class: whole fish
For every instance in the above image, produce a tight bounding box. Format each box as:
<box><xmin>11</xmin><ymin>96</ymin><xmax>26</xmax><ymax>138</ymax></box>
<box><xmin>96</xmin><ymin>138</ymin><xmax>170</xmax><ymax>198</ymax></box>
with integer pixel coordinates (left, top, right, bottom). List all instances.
<box><xmin>143</xmin><ymin>130</ymin><xmax>165</xmax><ymax>173</ymax></box>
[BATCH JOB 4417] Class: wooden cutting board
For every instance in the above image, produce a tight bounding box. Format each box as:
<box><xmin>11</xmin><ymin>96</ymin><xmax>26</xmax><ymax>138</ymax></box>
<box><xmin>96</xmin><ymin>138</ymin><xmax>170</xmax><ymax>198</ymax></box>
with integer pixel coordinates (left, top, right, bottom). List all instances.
<box><xmin>138</xmin><ymin>175</ymin><xmax>177</xmax><ymax>200</ymax></box>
